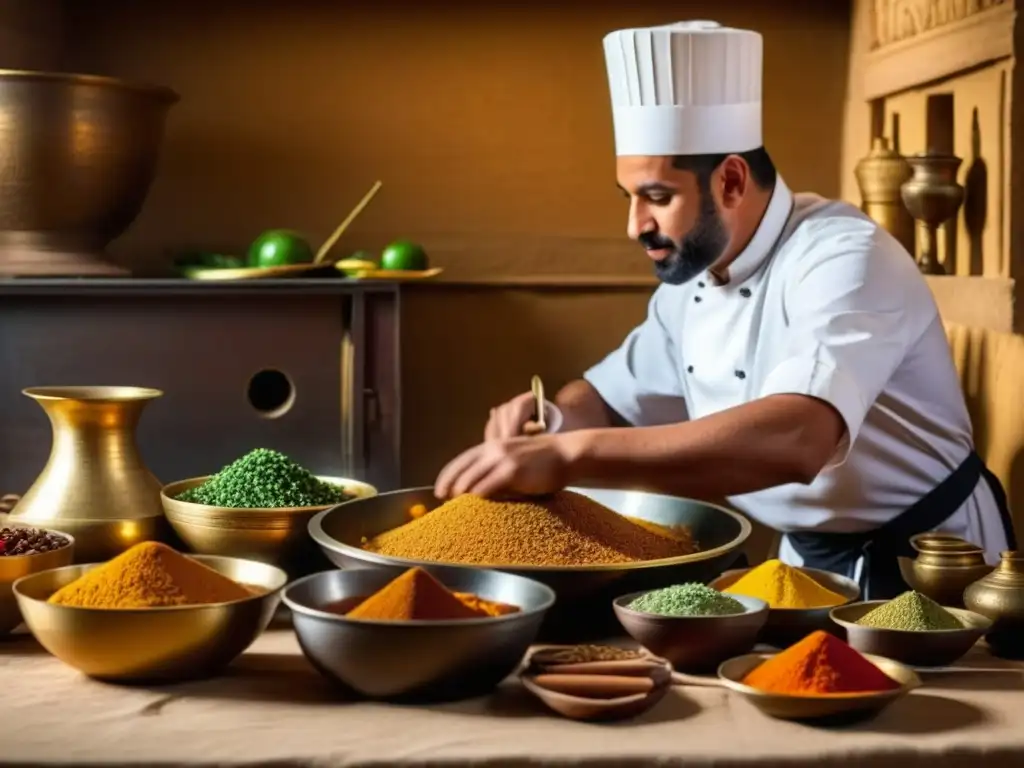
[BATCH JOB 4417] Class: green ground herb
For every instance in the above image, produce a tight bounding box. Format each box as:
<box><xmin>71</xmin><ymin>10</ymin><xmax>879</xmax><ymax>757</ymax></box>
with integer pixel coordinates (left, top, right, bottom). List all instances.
<box><xmin>855</xmin><ymin>590</ymin><xmax>964</xmax><ymax>631</ymax></box>
<box><xmin>176</xmin><ymin>448</ymin><xmax>353</xmax><ymax>508</ymax></box>
<box><xmin>627</xmin><ymin>583</ymin><xmax>746</xmax><ymax>617</ymax></box>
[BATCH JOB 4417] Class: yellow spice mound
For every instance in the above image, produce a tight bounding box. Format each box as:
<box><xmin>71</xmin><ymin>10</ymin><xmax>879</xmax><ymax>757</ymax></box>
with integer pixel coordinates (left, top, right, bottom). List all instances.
<box><xmin>723</xmin><ymin>559</ymin><xmax>847</xmax><ymax>609</ymax></box>
<box><xmin>48</xmin><ymin>541</ymin><xmax>254</xmax><ymax>609</ymax></box>
<box><xmin>362</xmin><ymin>490</ymin><xmax>698</xmax><ymax>566</ymax></box>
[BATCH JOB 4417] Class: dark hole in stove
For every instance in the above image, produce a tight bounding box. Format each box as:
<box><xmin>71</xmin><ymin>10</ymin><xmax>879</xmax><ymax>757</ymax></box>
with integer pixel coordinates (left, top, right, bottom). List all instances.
<box><xmin>247</xmin><ymin>369</ymin><xmax>295</xmax><ymax>418</ymax></box>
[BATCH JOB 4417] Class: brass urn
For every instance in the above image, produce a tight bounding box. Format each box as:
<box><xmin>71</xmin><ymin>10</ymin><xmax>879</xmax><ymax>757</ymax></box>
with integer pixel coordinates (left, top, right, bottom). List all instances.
<box><xmin>897</xmin><ymin>533</ymin><xmax>993</xmax><ymax>608</ymax></box>
<box><xmin>9</xmin><ymin>386</ymin><xmax>166</xmax><ymax>563</ymax></box>
<box><xmin>963</xmin><ymin>551</ymin><xmax>1024</xmax><ymax>659</ymax></box>
<box><xmin>900</xmin><ymin>153</ymin><xmax>964</xmax><ymax>275</ymax></box>
<box><xmin>854</xmin><ymin>136</ymin><xmax>915</xmax><ymax>255</ymax></box>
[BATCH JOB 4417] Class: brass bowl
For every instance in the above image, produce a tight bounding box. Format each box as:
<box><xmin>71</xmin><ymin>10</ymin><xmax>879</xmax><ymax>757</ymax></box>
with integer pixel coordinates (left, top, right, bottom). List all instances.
<box><xmin>613</xmin><ymin>592</ymin><xmax>769</xmax><ymax>673</ymax></box>
<box><xmin>161</xmin><ymin>476</ymin><xmax>377</xmax><ymax>575</ymax></box>
<box><xmin>0</xmin><ymin>528</ymin><xmax>75</xmax><ymax>635</ymax></box>
<box><xmin>13</xmin><ymin>554</ymin><xmax>287</xmax><ymax>683</ymax></box>
<box><xmin>708</xmin><ymin>566</ymin><xmax>860</xmax><ymax>648</ymax></box>
<box><xmin>830</xmin><ymin>601</ymin><xmax>991</xmax><ymax>667</ymax></box>
<box><xmin>717</xmin><ymin>652</ymin><xmax>921</xmax><ymax>722</ymax></box>
<box><xmin>0</xmin><ymin>70</ymin><xmax>178</xmax><ymax>268</ymax></box>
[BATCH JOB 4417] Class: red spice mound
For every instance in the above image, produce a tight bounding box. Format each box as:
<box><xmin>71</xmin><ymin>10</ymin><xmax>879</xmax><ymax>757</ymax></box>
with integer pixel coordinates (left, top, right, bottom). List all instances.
<box><xmin>742</xmin><ymin>630</ymin><xmax>901</xmax><ymax>695</ymax></box>
<box><xmin>347</xmin><ymin>567</ymin><xmax>485</xmax><ymax>621</ymax></box>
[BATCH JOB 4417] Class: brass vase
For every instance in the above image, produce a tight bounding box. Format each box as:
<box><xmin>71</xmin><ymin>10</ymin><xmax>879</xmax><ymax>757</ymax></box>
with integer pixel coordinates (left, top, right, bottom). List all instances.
<box><xmin>9</xmin><ymin>386</ymin><xmax>167</xmax><ymax>563</ymax></box>
<box><xmin>854</xmin><ymin>136</ymin><xmax>915</xmax><ymax>255</ymax></box>
<box><xmin>897</xmin><ymin>533</ymin><xmax>993</xmax><ymax>608</ymax></box>
<box><xmin>963</xmin><ymin>551</ymin><xmax>1024</xmax><ymax>659</ymax></box>
<box><xmin>900</xmin><ymin>153</ymin><xmax>964</xmax><ymax>275</ymax></box>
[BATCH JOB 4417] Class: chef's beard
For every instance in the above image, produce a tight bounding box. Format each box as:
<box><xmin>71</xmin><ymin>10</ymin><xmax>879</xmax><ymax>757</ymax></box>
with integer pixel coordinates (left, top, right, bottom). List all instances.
<box><xmin>640</xmin><ymin>189</ymin><xmax>729</xmax><ymax>286</ymax></box>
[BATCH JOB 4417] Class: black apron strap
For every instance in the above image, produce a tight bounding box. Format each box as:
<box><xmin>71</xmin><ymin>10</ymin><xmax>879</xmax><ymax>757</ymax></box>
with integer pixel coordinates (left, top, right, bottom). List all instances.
<box><xmin>787</xmin><ymin>451</ymin><xmax>1016</xmax><ymax>601</ymax></box>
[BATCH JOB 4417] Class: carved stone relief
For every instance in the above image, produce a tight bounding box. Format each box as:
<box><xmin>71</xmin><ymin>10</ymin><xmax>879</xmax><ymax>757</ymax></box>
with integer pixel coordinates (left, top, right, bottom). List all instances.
<box><xmin>871</xmin><ymin>0</ymin><xmax>1009</xmax><ymax>48</ymax></box>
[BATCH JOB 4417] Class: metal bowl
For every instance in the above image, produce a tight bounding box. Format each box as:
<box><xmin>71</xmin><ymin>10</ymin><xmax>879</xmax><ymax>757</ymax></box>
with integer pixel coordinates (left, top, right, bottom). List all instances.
<box><xmin>13</xmin><ymin>554</ymin><xmax>286</xmax><ymax>683</ymax></box>
<box><xmin>0</xmin><ymin>70</ymin><xmax>178</xmax><ymax>274</ymax></box>
<box><xmin>309</xmin><ymin>487</ymin><xmax>751</xmax><ymax>640</ymax></box>
<box><xmin>717</xmin><ymin>652</ymin><xmax>921</xmax><ymax>722</ymax></box>
<box><xmin>0</xmin><ymin>528</ymin><xmax>75</xmax><ymax>635</ymax></box>
<box><xmin>830</xmin><ymin>601</ymin><xmax>992</xmax><ymax>667</ymax></box>
<box><xmin>613</xmin><ymin>592</ymin><xmax>769</xmax><ymax>673</ymax></box>
<box><xmin>283</xmin><ymin>565</ymin><xmax>555</xmax><ymax>702</ymax></box>
<box><xmin>708</xmin><ymin>566</ymin><xmax>860</xmax><ymax>648</ymax></box>
<box><xmin>161</xmin><ymin>476</ymin><xmax>378</xmax><ymax>577</ymax></box>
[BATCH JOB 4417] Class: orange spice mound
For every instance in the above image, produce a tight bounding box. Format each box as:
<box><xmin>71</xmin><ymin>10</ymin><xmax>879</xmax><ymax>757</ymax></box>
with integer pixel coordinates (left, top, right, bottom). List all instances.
<box><xmin>742</xmin><ymin>631</ymin><xmax>901</xmax><ymax>695</ymax></box>
<box><xmin>347</xmin><ymin>567</ymin><xmax>489</xmax><ymax>621</ymax></box>
<box><xmin>365</xmin><ymin>491</ymin><xmax>697</xmax><ymax>566</ymax></box>
<box><xmin>453</xmin><ymin>592</ymin><xmax>520</xmax><ymax>617</ymax></box>
<box><xmin>48</xmin><ymin>541</ymin><xmax>253</xmax><ymax>609</ymax></box>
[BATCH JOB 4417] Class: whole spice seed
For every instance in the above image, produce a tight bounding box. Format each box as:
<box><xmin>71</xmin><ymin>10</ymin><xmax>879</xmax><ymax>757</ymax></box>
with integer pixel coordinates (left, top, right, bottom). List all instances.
<box><xmin>855</xmin><ymin>590</ymin><xmax>963</xmax><ymax>631</ymax></box>
<box><xmin>363</xmin><ymin>491</ymin><xmax>698</xmax><ymax>566</ymax></box>
<box><xmin>176</xmin><ymin>448</ymin><xmax>353</xmax><ymax>508</ymax></box>
<box><xmin>0</xmin><ymin>527</ymin><xmax>70</xmax><ymax>556</ymax></box>
<box><xmin>540</xmin><ymin>645</ymin><xmax>644</xmax><ymax>664</ymax></box>
<box><xmin>628</xmin><ymin>583</ymin><xmax>745</xmax><ymax>617</ymax></box>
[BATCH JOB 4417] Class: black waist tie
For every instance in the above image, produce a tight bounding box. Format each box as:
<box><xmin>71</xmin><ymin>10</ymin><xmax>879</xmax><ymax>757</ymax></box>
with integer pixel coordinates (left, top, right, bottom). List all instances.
<box><xmin>786</xmin><ymin>451</ymin><xmax>1018</xmax><ymax>601</ymax></box>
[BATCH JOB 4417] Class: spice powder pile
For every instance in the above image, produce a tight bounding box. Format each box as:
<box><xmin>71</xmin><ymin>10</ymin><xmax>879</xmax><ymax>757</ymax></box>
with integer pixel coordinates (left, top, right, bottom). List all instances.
<box><xmin>742</xmin><ymin>630</ymin><xmax>901</xmax><ymax>695</ymax></box>
<box><xmin>724</xmin><ymin>559</ymin><xmax>847</xmax><ymax>609</ymax></box>
<box><xmin>48</xmin><ymin>541</ymin><xmax>253</xmax><ymax>609</ymax></box>
<box><xmin>362</xmin><ymin>491</ymin><xmax>698</xmax><ymax>566</ymax></box>
<box><xmin>856</xmin><ymin>590</ymin><xmax>963</xmax><ymax>631</ymax></box>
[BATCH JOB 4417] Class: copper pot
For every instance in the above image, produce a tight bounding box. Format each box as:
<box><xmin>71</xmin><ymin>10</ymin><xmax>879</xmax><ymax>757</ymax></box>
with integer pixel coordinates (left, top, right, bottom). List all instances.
<box><xmin>0</xmin><ymin>70</ymin><xmax>179</xmax><ymax>275</ymax></box>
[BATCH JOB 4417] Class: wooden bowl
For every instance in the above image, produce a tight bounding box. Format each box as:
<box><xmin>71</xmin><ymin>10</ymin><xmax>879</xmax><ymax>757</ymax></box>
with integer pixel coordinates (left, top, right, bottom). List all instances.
<box><xmin>519</xmin><ymin>649</ymin><xmax>673</xmax><ymax>721</ymax></box>
<box><xmin>717</xmin><ymin>652</ymin><xmax>921</xmax><ymax>722</ymax></box>
<box><xmin>709</xmin><ymin>566</ymin><xmax>860</xmax><ymax>648</ymax></box>
<box><xmin>830</xmin><ymin>601</ymin><xmax>992</xmax><ymax>667</ymax></box>
<box><xmin>613</xmin><ymin>591</ymin><xmax>768</xmax><ymax>672</ymax></box>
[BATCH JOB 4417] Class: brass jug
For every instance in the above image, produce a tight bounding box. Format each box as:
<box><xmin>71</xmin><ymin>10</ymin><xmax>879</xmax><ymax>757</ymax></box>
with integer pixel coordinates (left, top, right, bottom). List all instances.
<box><xmin>854</xmin><ymin>136</ymin><xmax>915</xmax><ymax>255</ymax></box>
<box><xmin>10</xmin><ymin>386</ymin><xmax>166</xmax><ymax>563</ymax></box>
<box><xmin>963</xmin><ymin>551</ymin><xmax>1024</xmax><ymax>659</ymax></box>
<box><xmin>900</xmin><ymin>153</ymin><xmax>964</xmax><ymax>275</ymax></box>
<box><xmin>897</xmin><ymin>533</ymin><xmax>993</xmax><ymax>607</ymax></box>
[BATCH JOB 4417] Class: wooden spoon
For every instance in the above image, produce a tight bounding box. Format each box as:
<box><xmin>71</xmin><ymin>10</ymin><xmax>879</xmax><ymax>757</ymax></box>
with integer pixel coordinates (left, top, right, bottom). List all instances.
<box><xmin>522</xmin><ymin>375</ymin><xmax>547</xmax><ymax>436</ymax></box>
<box><xmin>313</xmin><ymin>180</ymin><xmax>383</xmax><ymax>264</ymax></box>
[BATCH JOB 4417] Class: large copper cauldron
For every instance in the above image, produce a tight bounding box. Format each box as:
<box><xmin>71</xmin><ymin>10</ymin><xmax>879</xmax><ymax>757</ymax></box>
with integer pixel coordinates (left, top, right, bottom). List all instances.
<box><xmin>0</xmin><ymin>70</ymin><xmax>179</xmax><ymax>276</ymax></box>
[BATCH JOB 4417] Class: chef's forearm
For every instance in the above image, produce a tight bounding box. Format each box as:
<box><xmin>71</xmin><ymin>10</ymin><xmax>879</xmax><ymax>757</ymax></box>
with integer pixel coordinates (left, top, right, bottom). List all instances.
<box><xmin>554</xmin><ymin>379</ymin><xmax>626</xmax><ymax>431</ymax></box>
<box><xmin>561</xmin><ymin>394</ymin><xmax>845</xmax><ymax>499</ymax></box>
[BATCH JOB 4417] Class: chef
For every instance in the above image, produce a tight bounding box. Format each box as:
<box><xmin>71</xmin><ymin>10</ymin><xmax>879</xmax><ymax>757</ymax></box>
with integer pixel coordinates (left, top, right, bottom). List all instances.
<box><xmin>434</xmin><ymin>20</ymin><xmax>1016</xmax><ymax>599</ymax></box>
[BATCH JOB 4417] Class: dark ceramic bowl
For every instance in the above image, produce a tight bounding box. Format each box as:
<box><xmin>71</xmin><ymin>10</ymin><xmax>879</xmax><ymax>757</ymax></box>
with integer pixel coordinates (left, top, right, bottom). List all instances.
<box><xmin>612</xmin><ymin>591</ymin><xmax>769</xmax><ymax>672</ymax></box>
<box><xmin>708</xmin><ymin>566</ymin><xmax>860</xmax><ymax>648</ymax></box>
<box><xmin>830</xmin><ymin>601</ymin><xmax>992</xmax><ymax>667</ymax></box>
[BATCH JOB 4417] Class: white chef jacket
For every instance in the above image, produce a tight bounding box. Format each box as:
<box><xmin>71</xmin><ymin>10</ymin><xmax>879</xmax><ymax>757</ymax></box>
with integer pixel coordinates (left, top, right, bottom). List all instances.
<box><xmin>584</xmin><ymin>176</ymin><xmax>1009</xmax><ymax>568</ymax></box>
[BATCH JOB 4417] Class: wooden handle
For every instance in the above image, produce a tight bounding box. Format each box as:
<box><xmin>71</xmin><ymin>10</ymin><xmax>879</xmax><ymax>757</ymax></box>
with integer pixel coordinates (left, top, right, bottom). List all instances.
<box><xmin>532</xmin><ymin>673</ymin><xmax>655</xmax><ymax>699</ymax></box>
<box><xmin>314</xmin><ymin>180</ymin><xmax>383</xmax><ymax>264</ymax></box>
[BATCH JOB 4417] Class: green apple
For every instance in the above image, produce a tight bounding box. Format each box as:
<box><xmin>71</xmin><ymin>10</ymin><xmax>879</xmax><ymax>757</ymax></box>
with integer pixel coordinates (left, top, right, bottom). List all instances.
<box><xmin>247</xmin><ymin>230</ymin><xmax>315</xmax><ymax>268</ymax></box>
<box><xmin>380</xmin><ymin>240</ymin><xmax>428</xmax><ymax>271</ymax></box>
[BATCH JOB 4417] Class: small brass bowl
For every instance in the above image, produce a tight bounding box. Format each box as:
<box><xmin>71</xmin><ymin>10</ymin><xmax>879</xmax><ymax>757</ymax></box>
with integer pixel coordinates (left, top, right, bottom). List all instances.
<box><xmin>0</xmin><ymin>528</ymin><xmax>75</xmax><ymax>635</ymax></box>
<box><xmin>898</xmin><ymin>534</ymin><xmax>993</xmax><ymax>608</ymax></box>
<box><xmin>13</xmin><ymin>554</ymin><xmax>287</xmax><ymax>683</ymax></box>
<box><xmin>612</xmin><ymin>591</ymin><xmax>769</xmax><ymax>672</ymax></box>
<box><xmin>830</xmin><ymin>601</ymin><xmax>992</xmax><ymax>667</ymax></box>
<box><xmin>708</xmin><ymin>566</ymin><xmax>860</xmax><ymax>648</ymax></box>
<box><xmin>717</xmin><ymin>652</ymin><xmax>920</xmax><ymax>722</ymax></box>
<box><xmin>161</xmin><ymin>476</ymin><xmax>377</xmax><ymax>574</ymax></box>
<box><xmin>4</xmin><ymin>515</ymin><xmax>164</xmax><ymax>565</ymax></box>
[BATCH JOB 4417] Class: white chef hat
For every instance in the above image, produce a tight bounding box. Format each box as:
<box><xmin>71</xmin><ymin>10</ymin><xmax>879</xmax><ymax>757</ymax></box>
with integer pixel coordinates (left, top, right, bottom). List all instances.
<box><xmin>603</xmin><ymin>20</ymin><xmax>763</xmax><ymax>156</ymax></box>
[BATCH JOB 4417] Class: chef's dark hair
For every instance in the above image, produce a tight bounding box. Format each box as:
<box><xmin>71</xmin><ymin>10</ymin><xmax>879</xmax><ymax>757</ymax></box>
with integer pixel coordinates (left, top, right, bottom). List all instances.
<box><xmin>672</xmin><ymin>147</ymin><xmax>777</xmax><ymax>191</ymax></box>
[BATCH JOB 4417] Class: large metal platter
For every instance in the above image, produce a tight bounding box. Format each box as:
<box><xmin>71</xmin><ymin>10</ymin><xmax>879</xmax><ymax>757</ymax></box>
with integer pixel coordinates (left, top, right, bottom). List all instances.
<box><xmin>309</xmin><ymin>487</ymin><xmax>751</xmax><ymax>640</ymax></box>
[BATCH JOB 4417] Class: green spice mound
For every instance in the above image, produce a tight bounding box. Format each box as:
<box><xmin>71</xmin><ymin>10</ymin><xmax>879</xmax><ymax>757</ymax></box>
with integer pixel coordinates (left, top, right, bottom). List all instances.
<box><xmin>175</xmin><ymin>448</ymin><xmax>353</xmax><ymax>508</ymax></box>
<box><xmin>628</xmin><ymin>583</ymin><xmax>745</xmax><ymax>617</ymax></box>
<box><xmin>856</xmin><ymin>590</ymin><xmax>964</xmax><ymax>631</ymax></box>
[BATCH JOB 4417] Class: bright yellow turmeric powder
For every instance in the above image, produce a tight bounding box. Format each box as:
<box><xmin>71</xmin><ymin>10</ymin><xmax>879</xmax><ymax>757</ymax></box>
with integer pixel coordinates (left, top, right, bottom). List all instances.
<box><xmin>48</xmin><ymin>541</ymin><xmax>253</xmax><ymax>609</ymax></box>
<box><xmin>723</xmin><ymin>559</ymin><xmax>847</xmax><ymax>609</ymax></box>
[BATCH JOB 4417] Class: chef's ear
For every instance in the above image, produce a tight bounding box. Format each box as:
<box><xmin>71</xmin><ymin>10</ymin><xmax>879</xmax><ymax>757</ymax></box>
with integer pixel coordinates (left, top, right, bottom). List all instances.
<box><xmin>716</xmin><ymin>155</ymin><xmax>750</xmax><ymax>209</ymax></box>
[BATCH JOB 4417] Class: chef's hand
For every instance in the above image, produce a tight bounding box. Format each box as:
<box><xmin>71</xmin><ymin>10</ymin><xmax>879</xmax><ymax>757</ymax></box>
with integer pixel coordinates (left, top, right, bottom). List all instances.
<box><xmin>435</xmin><ymin>434</ymin><xmax>576</xmax><ymax>499</ymax></box>
<box><xmin>484</xmin><ymin>392</ymin><xmax>540</xmax><ymax>440</ymax></box>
